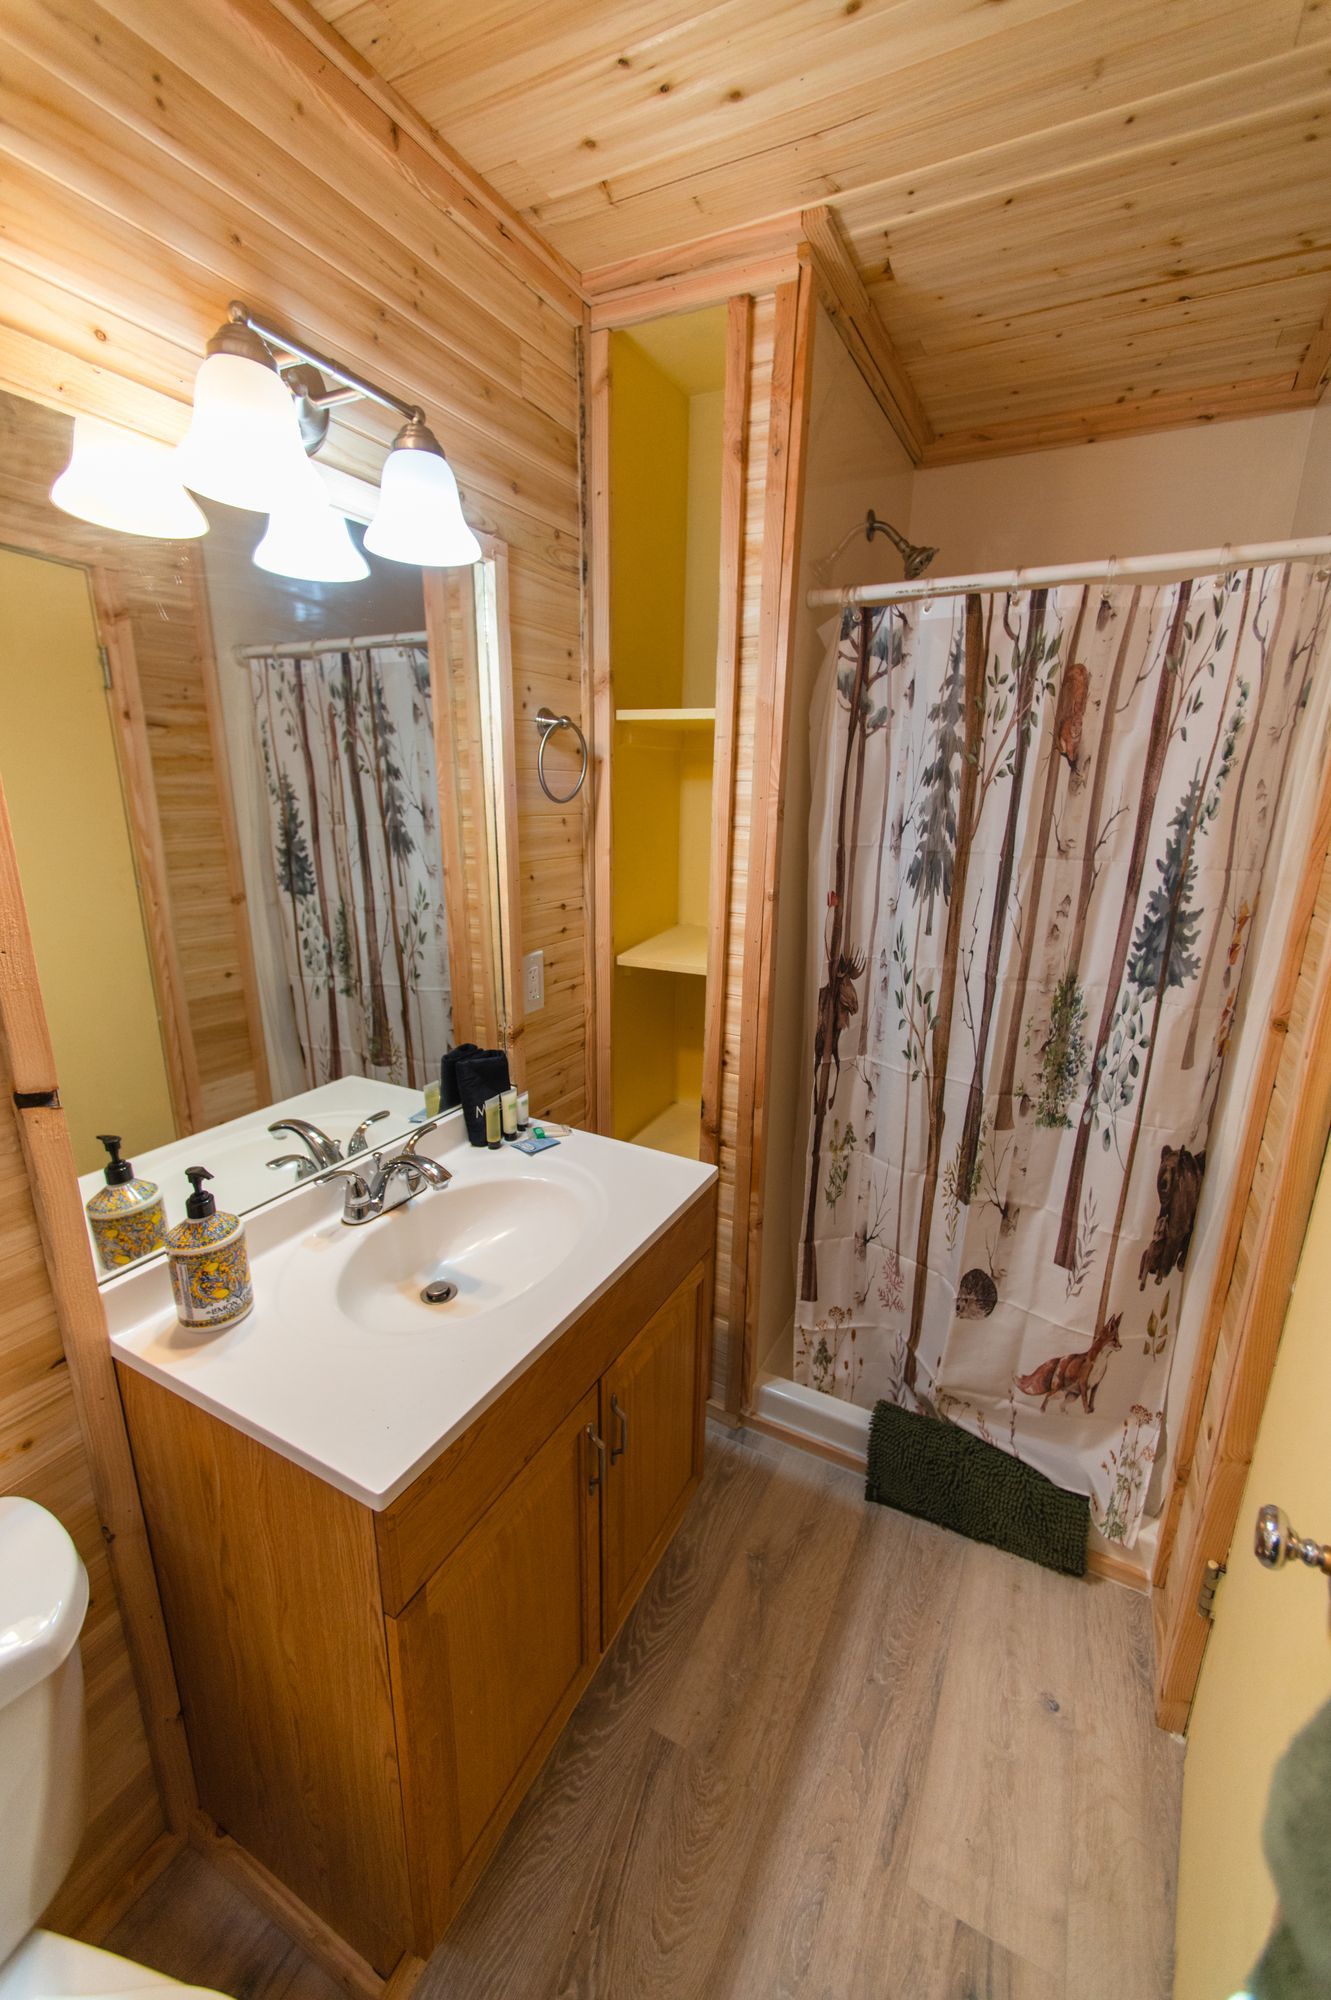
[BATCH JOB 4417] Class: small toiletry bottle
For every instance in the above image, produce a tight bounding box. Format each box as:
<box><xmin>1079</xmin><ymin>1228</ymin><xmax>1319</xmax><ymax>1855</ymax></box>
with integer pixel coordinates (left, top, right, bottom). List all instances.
<box><xmin>483</xmin><ymin>1095</ymin><xmax>502</xmax><ymax>1149</ymax></box>
<box><xmin>423</xmin><ymin>1079</ymin><xmax>442</xmax><ymax>1118</ymax></box>
<box><xmin>86</xmin><ymin>1135</ymin><xmax>166</xmax><ymax>1273</ymax></box>
<box><xmin>165</xmin><ymin>1167</ymin><xmax>253</xmax><ymax>1331</ymax></box>
<box><xmin>516</xmin><ymin>1088</ymin><xmax>530</xmax><ymax>1132</ymax></box>
<box><xmin>500</xmin><ymin>1086</ymin><xmax>518</xmax><ymax>1140</ymax></box>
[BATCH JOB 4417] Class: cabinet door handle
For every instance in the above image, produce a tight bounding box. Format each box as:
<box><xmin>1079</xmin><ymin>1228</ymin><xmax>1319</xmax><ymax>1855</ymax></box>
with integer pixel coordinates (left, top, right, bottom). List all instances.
<box><xmin>610</xmin><ymin>1394</ymin><xmax>629</xmax><ymax>1464</ymax></box>
<box><xmin>586</xmin><ymin>1424</ymin><xmax>606</xmax><ymax>1495</ymax></box>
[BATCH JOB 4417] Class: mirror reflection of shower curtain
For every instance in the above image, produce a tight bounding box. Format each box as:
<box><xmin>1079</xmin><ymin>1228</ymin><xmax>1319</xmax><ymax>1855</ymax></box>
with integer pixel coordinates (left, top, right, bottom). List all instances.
<box><xmin>793</xmin><ymin>563</ymin><xmax>1331</xmax><ymax>1547</ymax></box>
<box><xmin>249</xmin><ymin>640</ymin><xmax>452</xmax><ymax>1090</ymax></box>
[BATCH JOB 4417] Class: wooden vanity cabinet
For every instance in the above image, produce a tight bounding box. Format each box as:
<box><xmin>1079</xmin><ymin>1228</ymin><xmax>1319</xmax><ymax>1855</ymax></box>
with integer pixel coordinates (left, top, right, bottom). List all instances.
<box><xmin>116</xmin><ymin>1189</ymin><xmax>713</xmax><ymax>1982</ymax></box>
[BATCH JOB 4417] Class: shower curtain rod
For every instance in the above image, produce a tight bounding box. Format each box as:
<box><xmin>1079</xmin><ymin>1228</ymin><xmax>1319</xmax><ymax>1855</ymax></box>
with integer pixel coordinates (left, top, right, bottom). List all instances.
<box><xmin>805</xmin><ymin>535</ymin><xmax>1331</xmax><ymax>608</ymax></box>
<box><xmin>235</xmin><ymin>630</ymin><xmax>427</xmax><ymax>660</ymax></box>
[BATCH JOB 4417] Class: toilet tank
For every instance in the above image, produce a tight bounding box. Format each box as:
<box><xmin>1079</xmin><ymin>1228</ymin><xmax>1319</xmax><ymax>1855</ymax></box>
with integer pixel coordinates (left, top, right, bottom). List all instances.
<box><xmin>0</xmin><ymin>1499</ymin><xmax>90</xmax><ymax>1965</ymax></box>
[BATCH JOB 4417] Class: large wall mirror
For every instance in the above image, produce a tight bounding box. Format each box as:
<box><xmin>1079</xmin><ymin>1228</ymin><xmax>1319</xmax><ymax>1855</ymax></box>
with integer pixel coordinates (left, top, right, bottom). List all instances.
<box><xmin>0</xmin><ymin>386</ymin><xmax>518</xmax><ymax>1278</ymax></box>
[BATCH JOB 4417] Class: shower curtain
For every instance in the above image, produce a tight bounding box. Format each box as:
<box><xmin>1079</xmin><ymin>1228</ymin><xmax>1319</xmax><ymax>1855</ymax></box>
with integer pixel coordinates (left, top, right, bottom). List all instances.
<box><xmin>794</xmin><ymin>563</ymin><xmax>1331</xmax><ymax>1544</ymax></box>
<box><xmin>250</xmin><ymin>640</ymin><xmax>451</xmax><ymax>1091</ymax></box>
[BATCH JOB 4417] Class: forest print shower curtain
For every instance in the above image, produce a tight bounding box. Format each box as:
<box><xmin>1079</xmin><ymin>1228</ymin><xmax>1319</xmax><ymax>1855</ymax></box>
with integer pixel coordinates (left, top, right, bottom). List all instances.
<box><xmin>251</xmin><ymin>641</ymin><xmax>451</xmax><ymax>1090</ymax></box>
<box><xmin>795</xmin><ymin>563</ymin><xmax>1331</xmax><ymax>1544</ymax></box>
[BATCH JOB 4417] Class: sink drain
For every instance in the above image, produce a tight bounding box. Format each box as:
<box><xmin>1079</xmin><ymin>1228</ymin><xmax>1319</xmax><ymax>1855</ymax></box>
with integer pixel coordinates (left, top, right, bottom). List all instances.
<box><xmin>420</xmin><ymin>1278</ymin><xmax>459</xmax><ymax>1305</ymax></box>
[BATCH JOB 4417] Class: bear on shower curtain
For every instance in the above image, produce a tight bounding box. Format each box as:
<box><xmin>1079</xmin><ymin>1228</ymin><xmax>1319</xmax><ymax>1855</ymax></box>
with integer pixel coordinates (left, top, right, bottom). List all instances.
<box><xmin>793</xmin><ymin>564</ymin><xmax>1331</xmax><ymax>1545</ymax></box>
<box><xmin>250</xmin><ymin>640</ymin><xmax>452</xmax><ymax>1091</ymax></box>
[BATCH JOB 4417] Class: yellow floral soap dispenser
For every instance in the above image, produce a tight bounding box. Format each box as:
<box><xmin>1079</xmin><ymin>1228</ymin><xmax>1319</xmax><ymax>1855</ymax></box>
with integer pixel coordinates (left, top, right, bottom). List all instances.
<box><xmin>165</xmin><ymin>1166</ymin><xmax>253</xmax><ymax>1331</ymax></box>
<box><xmin>85</xmin><ymin>1134</ymin><xmax>166</xmax><ymax>1272</ymax></box>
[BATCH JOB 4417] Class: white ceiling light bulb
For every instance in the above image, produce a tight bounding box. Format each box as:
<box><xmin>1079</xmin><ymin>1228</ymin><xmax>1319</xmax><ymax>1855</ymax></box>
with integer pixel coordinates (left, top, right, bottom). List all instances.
<box><xmin>176</xmin><ymin>311</ymin><xmax>313</xmax><ymax>513</ymax></box>
<box><xmin>364</xmin><ymin>414</ymin><xmax>481</xmax><ymax>568</ymax></box>
<box><xmin>50</xmin><ymin>415</ymin><xmax>208</xmax><ymax>539</ymax></box>
<box><xmin>254</xmin><ymin>465</ymin><xmax>369</xmax><ymax>584</ymax></box>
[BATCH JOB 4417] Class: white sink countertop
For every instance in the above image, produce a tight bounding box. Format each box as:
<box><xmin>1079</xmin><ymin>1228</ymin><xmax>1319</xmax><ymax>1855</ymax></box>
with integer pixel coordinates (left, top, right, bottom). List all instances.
<box><xmin>105</xmin><ymin>1120</ymin><xmax>716</xmax><ymax>1511</ymax></box>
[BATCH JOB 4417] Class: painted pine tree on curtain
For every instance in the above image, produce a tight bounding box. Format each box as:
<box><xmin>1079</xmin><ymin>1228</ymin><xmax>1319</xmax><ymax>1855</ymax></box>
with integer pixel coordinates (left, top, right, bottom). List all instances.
<box><xmin>794</xmin><ymin>563</ymin><xmax>1331</xmax><ymax>1544</ymax></box>
<box><xmin>251</xmin><ymin>641</ymin><xmax>452</xmax><ymax>1090</ymax></box>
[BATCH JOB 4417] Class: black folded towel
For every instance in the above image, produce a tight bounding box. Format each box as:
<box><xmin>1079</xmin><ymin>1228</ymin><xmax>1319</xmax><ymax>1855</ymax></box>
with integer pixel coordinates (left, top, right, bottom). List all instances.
<box><xmin>441</xmin><ymin>1043</ymin><xmax>483</xmax><ymax>1111</ymax></box>
<box><xmin>450</xmin><ymin>1047</ymin><xmax>511</xmax><ymax>1147</ymax></box>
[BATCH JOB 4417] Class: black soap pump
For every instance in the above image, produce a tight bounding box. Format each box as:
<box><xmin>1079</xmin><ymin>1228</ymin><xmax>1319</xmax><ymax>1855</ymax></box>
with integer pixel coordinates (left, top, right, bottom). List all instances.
<box><xmin>164</xmin><ymin>1165</ymin><xmax>254</xmax><ymax>1331</ymax></box>
<box><xmin>84</xmin><ymin>1133</ymin><xmax>166</xmax><ymax>1273</ymax></box>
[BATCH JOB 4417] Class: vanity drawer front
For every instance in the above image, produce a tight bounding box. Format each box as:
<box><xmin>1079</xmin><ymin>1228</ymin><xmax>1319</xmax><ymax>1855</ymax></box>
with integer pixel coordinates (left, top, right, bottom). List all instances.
<box><xmin>386</xmin><ymin>1386</ymin><xmax>602</xmax><ymax>1945</ymax></box>
<box><xmin>374</xmin><ymin>1186</ymin><xmax>715</xmax><ymax>1613</ymax></box>
<box><xmin>601</xmin><ymin>1263</ymin><xmax>708</xmax><ymax>1646</ymax></box>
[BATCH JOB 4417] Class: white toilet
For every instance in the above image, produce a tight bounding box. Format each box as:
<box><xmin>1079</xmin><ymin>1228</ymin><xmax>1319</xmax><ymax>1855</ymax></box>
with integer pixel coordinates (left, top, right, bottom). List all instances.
<box><xmin>0</xmin><ymin>1496</ymin><xmax>228</xmax><ymax>2000</ymax></box>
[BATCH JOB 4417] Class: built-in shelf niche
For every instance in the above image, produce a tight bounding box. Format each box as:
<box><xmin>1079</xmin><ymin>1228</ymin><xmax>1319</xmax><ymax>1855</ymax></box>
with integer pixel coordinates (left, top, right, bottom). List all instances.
<box><xmin>607</xmin><ymin>306</ymin><xmax>726</xmax><ymax>1167</ymax></box>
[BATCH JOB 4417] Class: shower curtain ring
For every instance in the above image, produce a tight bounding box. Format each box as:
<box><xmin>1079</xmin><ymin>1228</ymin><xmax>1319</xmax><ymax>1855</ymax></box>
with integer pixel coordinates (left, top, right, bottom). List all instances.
<box><xmin>535</xmin><ymin>706</ymin><xmax>589</xmax><ymax>804</ymax></box>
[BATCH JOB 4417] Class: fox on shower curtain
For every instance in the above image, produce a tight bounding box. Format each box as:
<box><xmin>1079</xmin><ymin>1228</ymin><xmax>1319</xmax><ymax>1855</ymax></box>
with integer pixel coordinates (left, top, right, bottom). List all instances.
<box><xmin>794</xmin><ymin>563</ymin><xmax>1331</xmax><ymax>1544</ymax></box>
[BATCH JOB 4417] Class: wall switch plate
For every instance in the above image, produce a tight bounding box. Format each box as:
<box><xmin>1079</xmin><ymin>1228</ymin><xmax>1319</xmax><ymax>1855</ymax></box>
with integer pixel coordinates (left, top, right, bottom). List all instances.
<box><xmin>523</xmin><ymin>949</ymin><xmax>545</xmax><ymax>1011</ymax></box>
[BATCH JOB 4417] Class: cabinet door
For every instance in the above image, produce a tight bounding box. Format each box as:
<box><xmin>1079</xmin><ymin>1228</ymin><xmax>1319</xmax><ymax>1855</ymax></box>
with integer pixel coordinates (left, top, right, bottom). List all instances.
<box><xmin>601</xmin><ymin>1263</ymin><xmax>707</xmax><ymax>1645</ymax></box>
<box><xmin>387</xmin><ymin>1386</ymin><xmax>602</xmax><ymax>1946</ymax></box>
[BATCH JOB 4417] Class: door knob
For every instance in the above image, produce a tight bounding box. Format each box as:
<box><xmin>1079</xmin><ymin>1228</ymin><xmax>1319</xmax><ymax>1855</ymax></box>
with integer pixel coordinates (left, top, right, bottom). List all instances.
<box><xmin>1254</xmin><ymin>1503</ymin><xmax>1331</xmax><ymax>1576</ymax></box>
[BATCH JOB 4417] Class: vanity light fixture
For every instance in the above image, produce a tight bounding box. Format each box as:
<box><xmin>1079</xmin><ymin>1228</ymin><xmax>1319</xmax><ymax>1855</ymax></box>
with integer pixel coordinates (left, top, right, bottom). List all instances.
<box><xmin>49</xmin><ymin>414</ymin><xmax>209</xmax><ymax>540</ymax></box>
<box><xmin>254</xmin><ymin>463</ymin><xmax>370</xmax><ymax>584</ymax></box>
<box><xmin>204</xmin><ymin>303</ymin><xmax>481</xmax><ymax>572</ymax></box>
<box><xmin>176</xmin><ymin>312</ymin><xmax>313</xmax><ymax>513</ymax></box>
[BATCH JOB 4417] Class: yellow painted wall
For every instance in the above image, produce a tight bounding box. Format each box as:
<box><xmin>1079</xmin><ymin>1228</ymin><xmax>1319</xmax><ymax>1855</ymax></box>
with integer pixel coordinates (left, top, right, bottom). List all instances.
<box><xmin>682</xmin><ymin>388</ymin><xmax>723</xmax><ymax>705</ymax></box>
<box><xmin>0</xmin><ymin>548</ymin><xmax>175</xmax><ymax>1174</ymax></box>
<box><xmin>609</xmin><ymin>333</ymin><xmax>690</xmax><ymax>711</ymax></box>
<box><xmin>1174</xmin><ymin>1143</ymin><xmax>1331</xmax><ymax>1998</ymax></box>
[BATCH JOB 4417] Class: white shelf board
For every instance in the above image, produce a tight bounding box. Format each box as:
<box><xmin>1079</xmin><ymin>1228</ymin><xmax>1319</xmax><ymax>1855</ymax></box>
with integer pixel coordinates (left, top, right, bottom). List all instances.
<box><xmin>616</xmin><ymin>923</ymin><xmax>708</xmax><ymax>976</ymax></box>
<box><xmin>629</xmin><ymin>1100</ymin><xmax>701</xmax><ymax>1160</ymax></box>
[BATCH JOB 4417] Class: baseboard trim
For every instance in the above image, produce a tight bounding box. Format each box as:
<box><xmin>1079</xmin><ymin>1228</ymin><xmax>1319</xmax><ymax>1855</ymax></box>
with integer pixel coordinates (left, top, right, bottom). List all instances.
<box><xmin>74</xmin><ymin>1830</ymin><xmax>186</xmax><ymax>1946</ymax></box>
<box><xmin>187</xmin><ymin>1818</ymin><xmax>420</xmax><ymax>2000</ymax></box>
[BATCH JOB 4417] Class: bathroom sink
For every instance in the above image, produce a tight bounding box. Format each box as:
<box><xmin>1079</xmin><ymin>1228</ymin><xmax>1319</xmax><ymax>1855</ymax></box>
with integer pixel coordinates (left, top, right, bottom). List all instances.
<box><xmin>327</xmin><ymin>1172</ymin><xmax>588</xmax><ymax>1331</ymax></box>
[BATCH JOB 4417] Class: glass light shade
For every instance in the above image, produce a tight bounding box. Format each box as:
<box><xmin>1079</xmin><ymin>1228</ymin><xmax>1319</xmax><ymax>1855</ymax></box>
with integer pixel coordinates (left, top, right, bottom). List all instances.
<box><xmin>176</xmin><ymin>351</ymin><xmax>313</xmax><ymax>512</ymax></box>
<box><xmin>364</xmin><ymin>445</ymin><xmax>481</xmax><ymax>567</ymax></box>
<box><xmin>254</xmin><ymin>474</ymin><xmax>369</xmax><ymax>584</ymax></box>
<box><xmin>50</xmin><ymin>416</ymin><xmax>208</xmax><ymax>539</ymax></box>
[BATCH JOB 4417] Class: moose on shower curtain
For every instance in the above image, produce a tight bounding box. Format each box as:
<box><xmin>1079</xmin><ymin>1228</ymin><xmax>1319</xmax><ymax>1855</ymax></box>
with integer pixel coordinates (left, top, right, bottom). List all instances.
<box><xmin>794</xmin><ymin>564</ymin><xmax>1331</xmax><ymax>1545</ymax></box>
<box><xmin>250</xmin><ymin>639</ymin><xmax>452</xmax><ymax>1091</ymax></box>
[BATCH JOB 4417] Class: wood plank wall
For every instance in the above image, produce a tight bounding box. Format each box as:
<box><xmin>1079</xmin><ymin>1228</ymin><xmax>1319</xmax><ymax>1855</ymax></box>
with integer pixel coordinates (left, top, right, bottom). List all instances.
<box><xmin>711</xmin><ymin>296</ymin><xmax>775</xmax><ymax>1395</ymax></box>
<box><xmin>0</xmin><ymin>0</ymin><xmax>589</xmax><ymax>1927</ymax></box>
<box><xmin>0</xmin><ymin>1042</ymin><xmax>166</xmax><ymax>1933</ymax></box>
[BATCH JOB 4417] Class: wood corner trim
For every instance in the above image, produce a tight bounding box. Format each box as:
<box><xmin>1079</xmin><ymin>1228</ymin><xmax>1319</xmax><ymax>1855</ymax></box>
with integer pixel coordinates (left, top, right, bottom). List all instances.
<box><xmin>798</xmin><ymin>205</ymin><xmax>933</xmax><ymax>465</ymax></box>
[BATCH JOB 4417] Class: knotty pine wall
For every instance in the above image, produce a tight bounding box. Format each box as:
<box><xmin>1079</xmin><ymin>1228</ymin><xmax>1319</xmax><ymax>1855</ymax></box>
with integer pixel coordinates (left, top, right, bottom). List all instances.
<box><xmin>0</xmin><ymin>0</ymin><xmax>588</xmax><ymax>1924</ymax></box>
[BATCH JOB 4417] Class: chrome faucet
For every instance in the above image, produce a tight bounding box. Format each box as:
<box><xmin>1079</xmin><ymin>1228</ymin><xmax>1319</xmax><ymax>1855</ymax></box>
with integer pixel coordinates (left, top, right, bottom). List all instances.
<box><xmin>268</xmin><ymin>1116</ymin><xmax>341</xmax><ymax>1170</ymax></box>
<box><xmin>335</xmin><ymin>1122</ymin><xmax>451</xmax><ymax>1226</ymax></box>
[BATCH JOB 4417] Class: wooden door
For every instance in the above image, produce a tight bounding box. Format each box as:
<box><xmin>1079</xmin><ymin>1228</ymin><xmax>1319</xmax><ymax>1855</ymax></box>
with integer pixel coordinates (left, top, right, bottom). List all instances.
<box><xmin>386</xmin><ymin>1387</ymin><xmax>602</xmax><ymax>1946</ymax></box>
<box><xmin>601</xmin><ymin>1264</ymin><xmax>707</xmax><ymax>1644</ymax></box>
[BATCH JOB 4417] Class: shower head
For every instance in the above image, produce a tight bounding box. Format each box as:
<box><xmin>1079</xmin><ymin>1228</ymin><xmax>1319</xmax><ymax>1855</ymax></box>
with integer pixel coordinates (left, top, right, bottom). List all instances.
<box><xmin>866</xmin><ymin>511</ymin><xmax>938</xmax><ymax>580</ymax></box>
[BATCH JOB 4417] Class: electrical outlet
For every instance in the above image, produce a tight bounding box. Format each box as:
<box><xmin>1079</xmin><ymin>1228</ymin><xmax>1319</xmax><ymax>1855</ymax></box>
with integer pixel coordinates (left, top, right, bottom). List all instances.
<box><xmin>523</xmin><ymin>949</ymin><xmax>545</xmax><ymax>1012</ymax></box>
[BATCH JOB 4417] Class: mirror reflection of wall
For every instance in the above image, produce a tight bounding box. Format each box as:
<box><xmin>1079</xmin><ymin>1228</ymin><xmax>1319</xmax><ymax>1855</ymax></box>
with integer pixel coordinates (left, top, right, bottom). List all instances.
<box><xmin>0</xmin><ymin>546</ymin><xmax>177</xmax><ymax>1175</ymax></box>
<box><xmin>0</xmin><ymin>385</ymin><xmax>510</xmax><ymax>1268</ymax></box>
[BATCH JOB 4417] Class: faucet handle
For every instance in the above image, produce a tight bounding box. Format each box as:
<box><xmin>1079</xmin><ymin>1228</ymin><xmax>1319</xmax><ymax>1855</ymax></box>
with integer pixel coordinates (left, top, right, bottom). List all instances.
<box><xmin>400</xmin><ymin>1118</ymin><xmax>442</xmax><ymax>1156</ymax></box>
<box><xmin>347</xmin><ymin>1110</ymin><xmax>391</xmax><ymax>1156</ymax></box>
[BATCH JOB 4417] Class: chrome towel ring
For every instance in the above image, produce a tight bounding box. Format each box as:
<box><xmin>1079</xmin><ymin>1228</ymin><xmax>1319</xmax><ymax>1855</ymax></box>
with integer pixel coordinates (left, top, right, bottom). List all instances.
<box><xmin>535</xmin><ymin>706</ymin><xmax>589</xmax><ymax>804</ymax></box>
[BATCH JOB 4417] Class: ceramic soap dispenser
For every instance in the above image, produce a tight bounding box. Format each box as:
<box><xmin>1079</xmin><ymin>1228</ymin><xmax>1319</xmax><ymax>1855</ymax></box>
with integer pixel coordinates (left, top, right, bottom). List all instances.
<box><xmin>165</xmin><ymin>1166</ymin><xmax>253</xmax><ymax>1331</ymax></box>
<box><xmin>85</xmin><ymin>1134</ymin><xmax>166</xmax><ymax>1273</ymax></box>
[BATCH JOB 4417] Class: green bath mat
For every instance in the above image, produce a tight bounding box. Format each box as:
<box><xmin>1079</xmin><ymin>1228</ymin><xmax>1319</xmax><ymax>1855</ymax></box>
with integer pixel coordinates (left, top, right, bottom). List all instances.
<box><xmin>866</xmin><ymin>1400</ymin><xmax>1089</xmax><ymax>1577</ymax></box>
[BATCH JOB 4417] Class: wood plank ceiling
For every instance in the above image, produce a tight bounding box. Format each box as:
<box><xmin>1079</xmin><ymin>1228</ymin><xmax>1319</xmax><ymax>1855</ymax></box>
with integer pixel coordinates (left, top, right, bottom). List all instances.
<box><xmin>312</xmin><ymin>0</ymin><xmax>1331</xmax><ymax>459</ymax></box>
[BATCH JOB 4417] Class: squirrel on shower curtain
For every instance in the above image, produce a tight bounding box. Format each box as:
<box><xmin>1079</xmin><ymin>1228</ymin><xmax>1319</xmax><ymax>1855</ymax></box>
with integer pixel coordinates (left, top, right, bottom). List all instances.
<box><xmin>793</xmin><ymin>561</ymin><xmax>1331</xmax><ymax>1546</ymax></box>
<box><xmin>249</xmin><ymin>637</ymin><xmax>452</xmax><ymax>1091</ymax></box>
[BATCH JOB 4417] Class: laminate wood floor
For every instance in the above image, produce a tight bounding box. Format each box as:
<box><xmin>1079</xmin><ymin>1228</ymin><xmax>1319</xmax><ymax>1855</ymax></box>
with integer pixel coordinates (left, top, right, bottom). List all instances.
<box><xmin>108</xmin><ymin>1424</ymin><xmax>1183</xmax><ymax>2000</ymax></box>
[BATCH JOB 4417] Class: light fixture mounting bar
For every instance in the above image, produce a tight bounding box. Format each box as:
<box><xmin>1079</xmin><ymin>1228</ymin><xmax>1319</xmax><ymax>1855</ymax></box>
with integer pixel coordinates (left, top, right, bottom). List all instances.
<box><xmin>228</xmin><ymin>301</ymin><xmax>419</xmax><ymax>424</ymax></box>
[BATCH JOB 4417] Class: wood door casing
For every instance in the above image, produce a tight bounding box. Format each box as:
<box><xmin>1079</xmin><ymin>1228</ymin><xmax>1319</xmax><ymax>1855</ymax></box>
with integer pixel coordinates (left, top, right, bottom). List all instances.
<box><xmin>601</xmin><ymin>1265</ymin><xmax>707</xmax><ymax>1645</ymax></box>
<box><xmin>386</xmin><ymin>1387</ymin><xmax>602</xmax><ymax>1945</ymax></box>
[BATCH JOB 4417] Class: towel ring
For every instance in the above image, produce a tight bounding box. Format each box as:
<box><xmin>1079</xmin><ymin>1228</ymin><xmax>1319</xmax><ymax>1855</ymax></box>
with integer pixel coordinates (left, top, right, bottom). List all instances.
<box><xmin>535</xmin><ymin>707</ymin><xmax>589</xmax><ymax>804</ymax></box>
